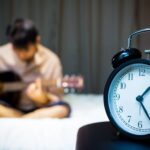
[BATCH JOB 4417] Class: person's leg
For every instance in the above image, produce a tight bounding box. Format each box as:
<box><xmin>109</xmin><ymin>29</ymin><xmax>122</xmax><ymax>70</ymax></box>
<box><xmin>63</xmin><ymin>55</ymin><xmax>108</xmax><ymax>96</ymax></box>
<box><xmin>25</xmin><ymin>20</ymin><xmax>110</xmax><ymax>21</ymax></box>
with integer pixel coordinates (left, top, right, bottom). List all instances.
<box><xmin>0</xmin><ymin>104</ymin><xmax>23</xmax><ymax>117</ymax></box>
<box><xmin>22</xmin><ymin>105</ymin><xmax>69</xmax><ymax>118</ymax></box>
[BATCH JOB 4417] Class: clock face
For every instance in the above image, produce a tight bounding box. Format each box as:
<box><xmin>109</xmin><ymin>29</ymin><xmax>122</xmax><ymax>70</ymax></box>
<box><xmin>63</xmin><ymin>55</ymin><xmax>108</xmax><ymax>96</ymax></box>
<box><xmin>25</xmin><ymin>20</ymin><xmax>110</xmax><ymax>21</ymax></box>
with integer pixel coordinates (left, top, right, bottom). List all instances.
<box><xmin>104</xmin><ymin>59</ymin><xmax>150</xmax><ymax>137</ymax></box>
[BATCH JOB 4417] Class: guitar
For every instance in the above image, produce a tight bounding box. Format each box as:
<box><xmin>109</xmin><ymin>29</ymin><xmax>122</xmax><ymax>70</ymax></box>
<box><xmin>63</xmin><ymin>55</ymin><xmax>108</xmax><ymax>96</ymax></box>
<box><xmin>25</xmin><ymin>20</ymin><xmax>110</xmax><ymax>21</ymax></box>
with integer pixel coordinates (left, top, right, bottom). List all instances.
<box><xmin>0</xmin><ymin>71</ymin><xmax>84</xmax><ymax>107</ymax></box>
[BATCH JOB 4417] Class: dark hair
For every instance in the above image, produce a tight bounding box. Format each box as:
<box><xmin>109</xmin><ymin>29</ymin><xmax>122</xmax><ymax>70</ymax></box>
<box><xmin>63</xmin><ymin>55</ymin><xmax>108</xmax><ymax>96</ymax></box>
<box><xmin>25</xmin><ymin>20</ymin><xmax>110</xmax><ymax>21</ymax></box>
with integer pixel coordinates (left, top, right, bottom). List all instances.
<box><xmin>6</xmin><ymin>18</ymin><xmax>39</xmax><ymax>49</ymax></box>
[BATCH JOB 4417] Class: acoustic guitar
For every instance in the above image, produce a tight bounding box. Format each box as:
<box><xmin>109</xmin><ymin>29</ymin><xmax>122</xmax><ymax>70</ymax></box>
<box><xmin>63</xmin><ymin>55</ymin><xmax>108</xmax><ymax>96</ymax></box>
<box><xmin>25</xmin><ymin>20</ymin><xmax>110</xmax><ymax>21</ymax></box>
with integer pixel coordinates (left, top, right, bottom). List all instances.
<box><xmin>0</xmin><ymin>71</ymin><xmax>84</xmax><ymax>107</ymax></box>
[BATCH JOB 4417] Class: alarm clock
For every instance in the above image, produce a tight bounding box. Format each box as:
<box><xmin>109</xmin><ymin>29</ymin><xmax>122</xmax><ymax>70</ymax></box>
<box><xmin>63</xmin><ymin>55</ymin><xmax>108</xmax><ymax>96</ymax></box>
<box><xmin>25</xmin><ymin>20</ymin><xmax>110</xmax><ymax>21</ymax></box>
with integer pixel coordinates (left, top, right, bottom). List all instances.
<box><xmin>104</xmin><ymin>28</ymin><xmax>150</xmax><ymax>139</ymax></box>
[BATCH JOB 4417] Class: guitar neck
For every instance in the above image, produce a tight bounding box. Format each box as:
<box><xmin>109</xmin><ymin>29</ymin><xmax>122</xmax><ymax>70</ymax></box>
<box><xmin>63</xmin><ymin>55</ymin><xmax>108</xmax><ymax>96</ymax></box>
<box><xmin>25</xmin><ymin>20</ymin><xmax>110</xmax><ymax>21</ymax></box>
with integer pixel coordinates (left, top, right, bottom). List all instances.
<box><xmin>0</xmin><ymin>78</ymin><xmax>82</xmax><ymax>93</ymax></box>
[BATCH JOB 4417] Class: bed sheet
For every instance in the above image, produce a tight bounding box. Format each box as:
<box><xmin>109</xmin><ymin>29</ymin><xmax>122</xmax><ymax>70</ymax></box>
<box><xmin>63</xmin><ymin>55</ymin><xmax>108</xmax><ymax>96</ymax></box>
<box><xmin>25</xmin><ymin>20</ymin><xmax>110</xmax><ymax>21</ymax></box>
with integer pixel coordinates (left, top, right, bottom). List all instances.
<box><xmin>0</xmin><ymin>94</ymin><xmax>108</xmax><ymax>150</ymax></box>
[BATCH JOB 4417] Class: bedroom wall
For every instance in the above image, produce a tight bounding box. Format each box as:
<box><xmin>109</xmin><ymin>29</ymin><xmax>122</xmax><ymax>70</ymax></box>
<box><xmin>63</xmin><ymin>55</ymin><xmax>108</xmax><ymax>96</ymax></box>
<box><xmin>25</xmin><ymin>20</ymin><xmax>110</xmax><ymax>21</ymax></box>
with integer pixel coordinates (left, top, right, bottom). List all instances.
<box><xmin>0</xmin><ymin>0</ymin><xmax>150</xmax><ymax>93</ymax></box>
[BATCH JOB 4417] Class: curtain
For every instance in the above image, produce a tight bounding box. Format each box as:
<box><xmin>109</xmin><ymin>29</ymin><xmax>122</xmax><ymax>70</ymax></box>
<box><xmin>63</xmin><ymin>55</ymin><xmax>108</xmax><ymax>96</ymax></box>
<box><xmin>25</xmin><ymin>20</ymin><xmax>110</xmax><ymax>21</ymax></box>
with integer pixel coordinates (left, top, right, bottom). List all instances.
<box><xmin>0</xmin><ymin>0</ymin><xmax>150</xmax><ymax>93</ymax></box>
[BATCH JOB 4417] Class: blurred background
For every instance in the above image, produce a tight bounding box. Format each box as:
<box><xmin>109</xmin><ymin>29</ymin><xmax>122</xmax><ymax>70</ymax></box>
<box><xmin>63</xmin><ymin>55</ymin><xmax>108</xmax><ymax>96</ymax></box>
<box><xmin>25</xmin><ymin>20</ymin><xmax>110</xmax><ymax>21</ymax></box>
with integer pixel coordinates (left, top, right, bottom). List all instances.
<box><xmin>0</xmin><ymin>0</ymin><xmax>150</xmax><ymax>93</ymax></box>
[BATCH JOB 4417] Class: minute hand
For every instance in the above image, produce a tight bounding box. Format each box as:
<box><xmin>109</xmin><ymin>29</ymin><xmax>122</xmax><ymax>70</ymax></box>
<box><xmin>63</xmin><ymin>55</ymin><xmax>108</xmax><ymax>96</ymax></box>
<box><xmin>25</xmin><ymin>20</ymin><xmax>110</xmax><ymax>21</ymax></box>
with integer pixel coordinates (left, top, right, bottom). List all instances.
<box><xmin>138</xmin><ymin>101</ymin><xmax>150</xmax><ymax>120</ymax></box>
<box><xmin>136</xmin><ymin>86</ymin><xmax>150</xmax><ymax>120</ymax></box>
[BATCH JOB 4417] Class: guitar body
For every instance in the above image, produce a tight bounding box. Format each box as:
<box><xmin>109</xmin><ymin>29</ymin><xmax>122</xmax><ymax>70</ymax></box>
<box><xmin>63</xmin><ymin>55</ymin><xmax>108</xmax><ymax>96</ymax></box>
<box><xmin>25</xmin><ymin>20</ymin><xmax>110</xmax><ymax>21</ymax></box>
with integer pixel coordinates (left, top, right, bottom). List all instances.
<box><xmin>0</xmin><ymin>71</ymin><xmax>21</xmax><ymax>107</ymax></box>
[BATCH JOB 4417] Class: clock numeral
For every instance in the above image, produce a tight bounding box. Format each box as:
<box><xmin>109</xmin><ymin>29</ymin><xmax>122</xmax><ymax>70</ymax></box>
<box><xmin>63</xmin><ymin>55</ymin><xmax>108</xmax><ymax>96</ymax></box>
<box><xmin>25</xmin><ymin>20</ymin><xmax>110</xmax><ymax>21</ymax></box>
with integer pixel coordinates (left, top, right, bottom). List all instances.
<box><xmin>138</xmin><ymin>121</ymin><xmax>143</xmax><ymax>128</ymax></box>
<box><xmin>120</xmin><ymin>82</ymin><xmax>126</xmax><ymax>89</ymax></box>
<box><xmin>139</xmin><ymin>68</ymin><xmax>146</xmax><ymax>76</ymax></box>
<box><xmin>127</xmin><ymin>116</ymin><xmax>131</xmax><ymax>122</ymax></box>
<box><xmin>113</xmin><ymin>93</ymin><xmax>120</xmax><ymax>100</ymax></box>
<box><xmin>127</xmin><ymin>115</ymin><xmax>131</xmax><ymax>123</ymax></box>
<box><xmin>128</xmin><ymin>73</ymin><xmax>133</xmax><ymax>80</ymax></box>
<box><xmin>118</xmin><ymin>106</ymin><xmax>123</xmax><ymax>113</ymax></box>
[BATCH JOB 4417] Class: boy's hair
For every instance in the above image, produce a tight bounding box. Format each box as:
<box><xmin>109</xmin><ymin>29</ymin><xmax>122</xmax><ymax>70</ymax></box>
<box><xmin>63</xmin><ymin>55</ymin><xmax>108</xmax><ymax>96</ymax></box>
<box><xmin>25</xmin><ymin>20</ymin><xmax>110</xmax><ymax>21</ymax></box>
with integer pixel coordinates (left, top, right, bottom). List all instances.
<box><xmin>6</xmin><ymin>18</ymin><xmax>39</xmax><ymax>49</ymax></box>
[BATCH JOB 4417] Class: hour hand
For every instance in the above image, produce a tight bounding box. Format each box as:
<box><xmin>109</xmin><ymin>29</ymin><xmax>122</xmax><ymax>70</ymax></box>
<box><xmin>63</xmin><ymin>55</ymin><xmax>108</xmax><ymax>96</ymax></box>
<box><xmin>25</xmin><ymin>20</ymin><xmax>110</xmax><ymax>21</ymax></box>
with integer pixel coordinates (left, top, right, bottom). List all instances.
<box><xmin>141</xmin><ymin>86</ymin><xmax>150</xmax><ymax>97</ymax></box>
<box><xmin>136</xmin><ymin>86</ymin><xmax>150</xmax><ymax>102</ymax></box>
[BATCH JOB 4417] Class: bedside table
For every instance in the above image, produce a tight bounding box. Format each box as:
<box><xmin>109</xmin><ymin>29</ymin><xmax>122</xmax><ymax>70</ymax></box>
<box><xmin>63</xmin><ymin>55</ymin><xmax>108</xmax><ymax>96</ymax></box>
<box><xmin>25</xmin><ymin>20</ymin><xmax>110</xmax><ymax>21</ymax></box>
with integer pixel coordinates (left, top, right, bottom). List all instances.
<box><xmin>76</xmin><ymin>122</ymin><xmax>150</xmax><ymax>150</ymax></box>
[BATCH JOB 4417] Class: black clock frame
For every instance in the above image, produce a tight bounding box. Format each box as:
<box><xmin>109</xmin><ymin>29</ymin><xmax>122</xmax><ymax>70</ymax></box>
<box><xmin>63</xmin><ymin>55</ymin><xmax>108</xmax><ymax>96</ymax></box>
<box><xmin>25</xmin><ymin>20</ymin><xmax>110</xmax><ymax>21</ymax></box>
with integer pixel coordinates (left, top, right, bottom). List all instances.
<box><xmin>104</xmin><ymin>58</ymin><xmax>150</xmax><ymax>139</ymax></box>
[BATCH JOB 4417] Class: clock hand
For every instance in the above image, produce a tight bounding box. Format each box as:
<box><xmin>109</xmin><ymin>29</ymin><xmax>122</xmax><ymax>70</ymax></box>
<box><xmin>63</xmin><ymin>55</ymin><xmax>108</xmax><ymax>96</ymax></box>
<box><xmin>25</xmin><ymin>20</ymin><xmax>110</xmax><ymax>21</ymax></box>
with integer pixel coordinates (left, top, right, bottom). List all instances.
<box><xmin>136</xmin><ymin>86</ymin><xmax>150</xmax><ymax>102</ymax></box>
<box><xmin>136</xmin><ymin>97</ymin><xmax>150</xmax><ymax>120</ymax></box>
<box><xmin>139</xmin><ymin>105</ymin><xmax>142</xmax><ymax>116</ymax></box>
<box><xmin>136</xmin><ymin>86</ymin><xmax>150</xmax><ymax>117</ymax></box>
<box><xmin>141</xmin><ymin>86</ymin><xmax>150</xmax><ymax>97</ymax></box>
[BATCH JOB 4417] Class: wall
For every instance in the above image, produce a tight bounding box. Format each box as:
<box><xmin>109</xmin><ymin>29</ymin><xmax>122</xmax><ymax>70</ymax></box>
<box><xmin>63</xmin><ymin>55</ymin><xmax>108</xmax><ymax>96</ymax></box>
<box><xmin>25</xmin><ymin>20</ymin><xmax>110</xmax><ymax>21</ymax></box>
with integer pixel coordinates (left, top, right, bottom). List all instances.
<box><xmin>0</xmin><ymin>0</ymin><xmax>150</xmax><ymax>93</ymax></box>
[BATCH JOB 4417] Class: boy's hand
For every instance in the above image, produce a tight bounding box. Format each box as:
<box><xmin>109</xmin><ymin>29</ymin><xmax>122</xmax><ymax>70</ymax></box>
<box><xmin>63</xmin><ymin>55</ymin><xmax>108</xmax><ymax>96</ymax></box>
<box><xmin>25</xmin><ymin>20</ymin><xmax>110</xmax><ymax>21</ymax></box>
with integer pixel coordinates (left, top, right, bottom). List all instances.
<box><xmin>26</xmin><ymin>78</ymin><xmax>48</xmax><ymax>106</ymax></box>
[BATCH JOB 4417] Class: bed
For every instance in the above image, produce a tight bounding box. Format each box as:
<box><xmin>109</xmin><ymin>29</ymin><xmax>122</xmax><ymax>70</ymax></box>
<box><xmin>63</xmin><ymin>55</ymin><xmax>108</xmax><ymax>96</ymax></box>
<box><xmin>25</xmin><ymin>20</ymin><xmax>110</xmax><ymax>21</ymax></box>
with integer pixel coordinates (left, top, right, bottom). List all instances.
<box><xmin>0</xmin><ymin>94</ymin><xmax>108</xmax><ymax>150</ymax></box>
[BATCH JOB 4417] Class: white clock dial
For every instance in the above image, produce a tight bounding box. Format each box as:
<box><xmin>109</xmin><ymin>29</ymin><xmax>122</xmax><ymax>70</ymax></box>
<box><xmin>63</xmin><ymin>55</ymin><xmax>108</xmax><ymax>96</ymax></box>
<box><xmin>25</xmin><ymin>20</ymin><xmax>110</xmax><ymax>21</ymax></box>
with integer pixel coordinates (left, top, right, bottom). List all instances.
<box><xmin>106</xmin><ymin>61</ymin><xmax>150</xmax><ymax>136</ymax></box>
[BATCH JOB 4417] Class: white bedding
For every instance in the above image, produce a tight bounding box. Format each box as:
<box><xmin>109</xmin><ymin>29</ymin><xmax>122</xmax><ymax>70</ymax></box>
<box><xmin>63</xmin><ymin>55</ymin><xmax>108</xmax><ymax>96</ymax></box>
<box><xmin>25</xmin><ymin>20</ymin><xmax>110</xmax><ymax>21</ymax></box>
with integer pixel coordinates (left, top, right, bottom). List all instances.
<box><xmin>0</xmin><ymin>94</ymin><xmax>108</xmax><ymax>150</ymax></box>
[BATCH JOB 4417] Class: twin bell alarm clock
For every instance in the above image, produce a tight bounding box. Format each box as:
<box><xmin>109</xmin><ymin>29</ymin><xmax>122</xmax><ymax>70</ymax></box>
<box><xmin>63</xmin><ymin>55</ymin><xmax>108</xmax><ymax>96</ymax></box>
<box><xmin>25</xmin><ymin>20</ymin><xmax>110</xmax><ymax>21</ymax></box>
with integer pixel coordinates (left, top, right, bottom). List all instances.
<box><xmin>104</xmin><ymin>28</ymin><xmax>150</xmax><ymax>139</ymax></box>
